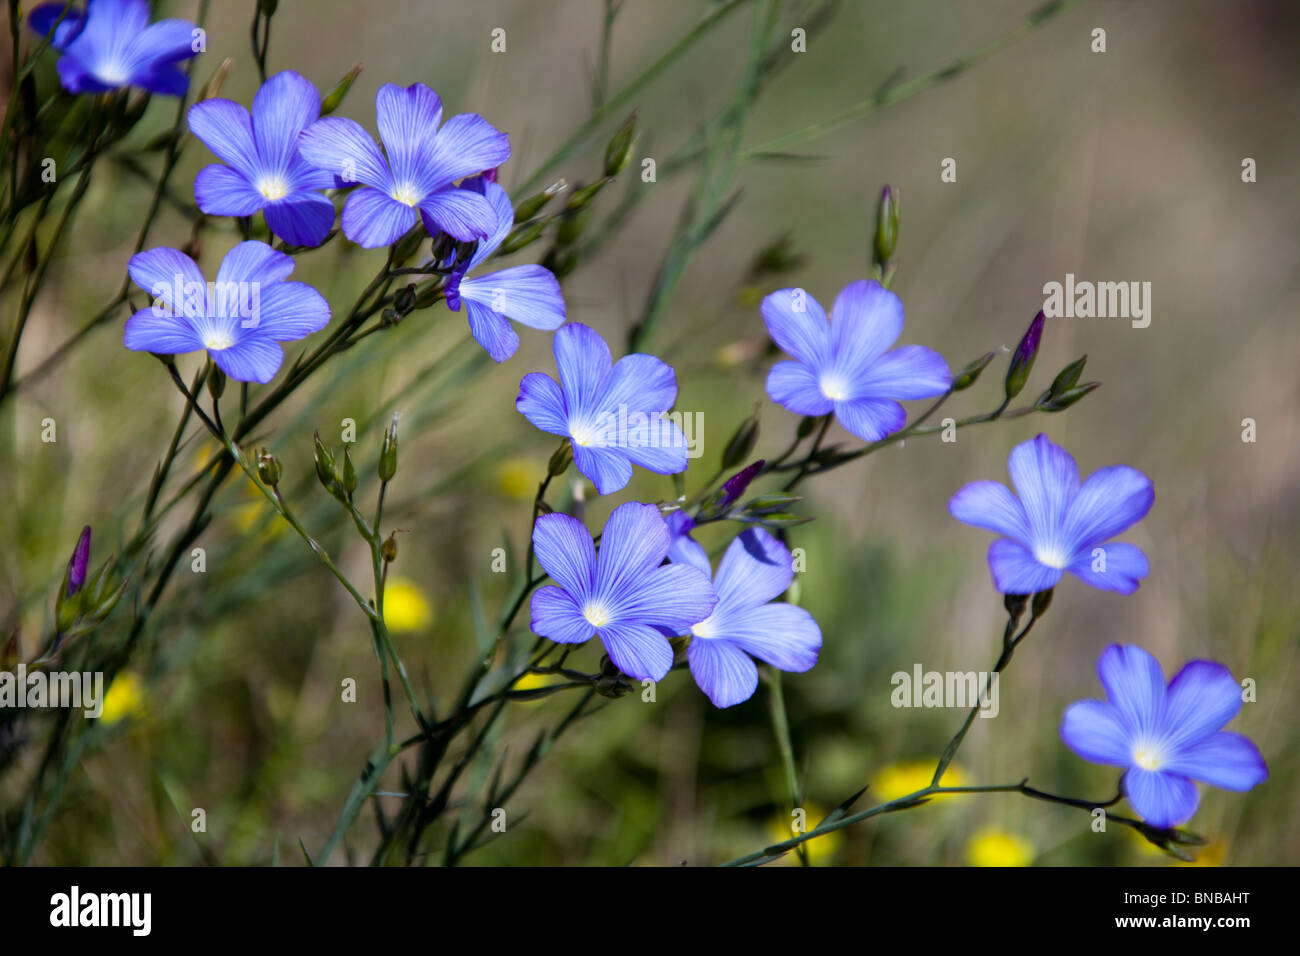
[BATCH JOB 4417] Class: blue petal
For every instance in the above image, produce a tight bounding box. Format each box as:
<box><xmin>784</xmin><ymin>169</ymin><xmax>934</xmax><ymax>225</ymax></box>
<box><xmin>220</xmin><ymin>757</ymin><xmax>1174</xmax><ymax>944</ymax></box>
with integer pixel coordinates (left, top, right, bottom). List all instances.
<box><xmin>1061</xmin><ymin>464</ymin><xmax>1154</xmax><ymax>554</ymax></box>
<box><xmin>516</xmin><ymin>372</ymin><xmax>570</xmax><ymax>436</ymax></box>
<box><xmin>122</xmin><ymin>307</ymin><xmax>200</xmax><ymax>354</ymax></box>
<box><xmin>1160</xmin><ymin>660</ymin><xmax>1244</xmax><ymax>751</ymax></box>
<box><xmin>834</xmin><ymin>397</ymin><xmax>905</xmax><ymax>441</ymax></box>
<box><xmin>1059</xmin><ymin>699</ymin><xmax>1132</xmax><ymax>766</ymax></box>
<box><xmin>1163</xmin><ymin>732</ymin><xmax>1267</xmax><ymax>792</ymax></box>
<box><xmin>688</xmin><ymin>639</ymin><xmax>759</xmax><ymax>708</ymax></box>
<box><xmin>530</xmin><ymin>512</ymin><xmax>596</xmax><ymax>597</ymax></box>
<box><xmin>598</xmin><ymin>622</ymin><xmax>674</xmax><ymax>682</ymax></box>
<box><xmin>766</xmin><ymin>360</ymin><xmax>833</xmax><ymax>417</ymax></box>
<box><xmin>252</xmin><ymin>70</ymin><xmax>322</xmax><ymax>173</ymax></box>
<box><xmin>948</xmin><ymin>480</ymin><xmax>1031</xmax><ymax>541</ymax></box>
<box><xmin>987</xmin><ymin>538</ymin><xmax>1063</xmax><ymax>594</ymax></box>
<box><xmin>572</xmin><ymin>445</ymin><xmax>633</xmax><ymax>495</ymax></box>
<box><xmin>127</xmin><ymin>247</ymin><xmax>205</xmax><ymax>312</ymax></box>
<box><xmin>298</xmin><ymin>117</ymin><xmax>392</xmax><ymax>189</ymax></box>
<box><xmin>123</xmin><ymin>17</ymin><xmax>197</xmax><ymax>67</ymax></box>
<box><xmin>1097</xmin><ymin>644</ymin><xmax>1166</xmax><ymax>738</ymax></box>
<box><xmin>29</xmin><ymin>4</ymin><xmax>87</xmax><ymax>48</ymax></box>
<box><xmin>593</xmin><ymin>502</ymin><xmax>669</xmax><ymax>600</ymax></box>
<box><xmin>601</xmin><ymin>353</ymin><xmax>676</xmax><ymax>416</ymax></box>
<box><xmin>619</xmin><ymin>563</ymin><xmax>717</xmax><ymax>633</ymax></box>
<box><xmin>1123</xmin><ymin>767</ymin><xmax>1199</xmax><ymax>828</ymax></box>
<box><xmin>421</xmin><ymin>112</ymin><xmax>511</xmax><ymax>191</ymax></box>
<box><xmin>618</xmin><ymin>414</ymin><xmax>689</xmax><ymax>477</ymax></box>
<box><xmin>853</xmin><ymin>344</ymin><xmax>950</xmax><ymax>400</ymax></box>
<box><xmin>263</xmin><ymin>193</ymin><xmax>335</xmax><ymax>247</ymax></box>
<box><xmin>188</xmin><ymin>99</ymin><xmax>259</xmax><ymax>180</ymax></box>
<box><xmin>375</xmin><ymin>83</ymin><xmax>443</xmax><ymax>192</ymax></box>
<box><xmin>1066</xmin><ymin>541</ymin><xmax>1149</xmax><ymax>594</ymax></box>
<box><xmin>553</xmin><ymin>323</ymin><xmax>612</xmax><ymax>420</ymax></box>
<box><xmin>340</xmin><ymin>187</ymin><xmax>417</xmax><ymax>248</ymax></box>
<box><xmin>830</xmin><ymin>280</ymin><xmax>903</xmax><ymax>376</ymax></box>
<box><xmin>463</xmin><ymin>298</ymin><xmax>519</xmax><ymax>362</ymax></box>
<box><xmin>1007</xmin><ymin>434</ymin><xmax>1080</xmax><ymax>553</ymax></box>
<box><xmin>761</xmin><ymin>287</ymin><xmax>830</xmax><ymax>368</ymax></box>
<box><xmin>417</xmin><ymin>187</ymin><xmax>498</xmax><ymax>241</ymax></box>
<box><xmin>209</xmin><ymin>335</ymin><xmax>283</xmax><ymax>384</ymax></box>
<box><xmin>712</xmin><ymin>603</ymin><xmax>820</xmax><ymax>674</ymax></box>
<box><xmin>216</xmin><ymin>240</ymin><xmax>294</xmax><ymax>287</ymax></box>
<box><xmin>193</xmin><ymin>164</ymin><xmax>264</xmax><ymax>217</ymax></box>
<box><xmin>458</xmin><ymin>265</ymin><xmax>566</xmax><ymax>331</ymax></box>
<box><xmin>529</xmin><ymin>585</ymin><xmax>595</xmax><ymax>645</ymax></box>
<box><xmin>133</xmin><ymin>61</ymin><xmax>188</xmax><ymax>97</ymax></box>
<box><xmin>466</xmin><ymin>181</ymin><xmax>517</xmax><ymax>268</ymax></box>
<box><xmin>666</xmin><ymin>513</ymin><xmax>711</xmax><ymax>577</ymax></box>
<box><xmin>713</xmin><ymin>528</ymin><xmax>793</xmax><ymax>609</ymax></box>
<box><xmin>250</xmin><ymin>281</ymin><xmax>330</xmax><ymax>341</ymax></box>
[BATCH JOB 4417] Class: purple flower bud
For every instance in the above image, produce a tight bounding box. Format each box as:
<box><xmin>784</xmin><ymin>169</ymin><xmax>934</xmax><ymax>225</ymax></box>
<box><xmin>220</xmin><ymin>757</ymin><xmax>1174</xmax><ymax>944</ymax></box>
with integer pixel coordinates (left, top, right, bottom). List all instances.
<box><xmin>719</xmin><ymin>460</ymin><xmax>765</xmax><ymax>511</ymax></box>
<box><xmin>1005</xmin><ymin>310</ymin><xmax>1045</xmax><ymax>400</ymax></box>
<box><xmin>67</xmin><ymin>526</ymin><xmax>91</xmax><ymax>597</ymax></box>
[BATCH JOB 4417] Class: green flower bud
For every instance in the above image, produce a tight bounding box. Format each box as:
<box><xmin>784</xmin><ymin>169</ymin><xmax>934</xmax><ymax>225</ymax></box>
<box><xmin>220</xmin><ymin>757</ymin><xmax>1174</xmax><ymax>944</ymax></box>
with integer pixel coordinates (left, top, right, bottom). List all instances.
<box><xmin>1031</xmin><ymin>588</ymin><xmax>1053</xmax><ymax>619</ymax></box>
<box><xmin>513</xmin><ymin>180</ymin><xmax>566</xmax><ymax>223</ymax></box>
<box><xmin>548</xmin><ymin>441</ymin><xmax>573</xmax><ymax>477</ymax></box>
<box><xmin>556</xmin><ymin>205</ymin><xmax>592</xmax><ymax>247</ymax></box>
<box><xmin>314</xmin><ymin>431</ymin><xmax>344</xmax><ymax>498</ymax></box>
<box><xmin>342</xmin><ymin>446</ymin><xmax>357</xmax><ymax>495</ymax></box>
<box><xmin>378</xmin><ymin>415</ymin><xmax>399</xmax><ymax>482</ymax></box>
<box><xmin>1036</xmin><ymin>381</ymin><xmax>1100</xmax><ymax>412</ymax></box>
<box><xmin>951</xmin><ymin>351</ymin><xmax>997</xmax><ymax>391</ymax></box>
<box><xmin>721</xmin><ymin>408</ymin><xmax>760</xmax><ymax>470</ymax></box>
<box><xmin>256</xmin><ymin>448</ymin><xmax>282</xmax><ymax>487</ymax></box>
<box><xmin>380</xmin><ymin>534</ymin><xmax>398</xmax><ymax>564</ymax></box>
<box><xmin>207</xmin><ymin>364</ymin><xmax>226</xmax><ymax>401</ymax></box>
<box><xmin>498</xmin><ymin>220</ymin><xmax>546</xmax><ymax>256</ymax></box>
<box><xmin>604</xmin><ymin>112</ymin><xmax>637</xmax><ymax>177</ymax></box>
<box><xmin>1047</xmin><ymin>355</ymin><xmax>1087</xmax><ymax>399</ymax></box>
<box><xmin>321</xmin><ymin>63</ymin><xmax>362</xmax><ymax>116</ymax></box>
<box><xmin>873</xmin><ymin>185</ymin><xmax>900</xmax><ymax>267</ymax></box>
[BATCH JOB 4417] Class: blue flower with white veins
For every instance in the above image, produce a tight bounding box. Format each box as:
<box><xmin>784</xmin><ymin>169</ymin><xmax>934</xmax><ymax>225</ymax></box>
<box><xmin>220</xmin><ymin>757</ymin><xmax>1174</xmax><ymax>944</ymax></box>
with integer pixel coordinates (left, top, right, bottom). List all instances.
<box><xmin>188</xmin><ymin>70</ymin><xmax>339</xmax><ymax>248</ymax></box>
<box><xmin>29</xmin><ymin>0</ymin><xmax>200</xmax><ymax>96</ymax></box>
<box><xmin>671</xmin><ymin>527</ymin><xmax>821</xmax><ymax>708</ymax></box>
<box><xmin>763</xmin><ymin>279</ymin><xmax>951</xmax><ymax>442</ymax></box>
<box><xmin>530</xmin><ymin>502</ymin><xmax>717</xmax><ymax>682</ymax></box>
<box><xmin>516</xmin><ymin>323</ymin><xmax>690</xmax><ymax>494</ymax></box>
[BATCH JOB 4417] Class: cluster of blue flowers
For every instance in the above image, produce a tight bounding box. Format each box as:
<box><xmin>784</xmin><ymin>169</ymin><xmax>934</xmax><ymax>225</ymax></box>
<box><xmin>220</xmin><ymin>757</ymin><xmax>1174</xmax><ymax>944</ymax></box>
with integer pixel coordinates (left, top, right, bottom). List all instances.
<box><xmin>35</xmin><ymin>0</ymin><xmax>1265</xmax><ymax>833</ymax></box>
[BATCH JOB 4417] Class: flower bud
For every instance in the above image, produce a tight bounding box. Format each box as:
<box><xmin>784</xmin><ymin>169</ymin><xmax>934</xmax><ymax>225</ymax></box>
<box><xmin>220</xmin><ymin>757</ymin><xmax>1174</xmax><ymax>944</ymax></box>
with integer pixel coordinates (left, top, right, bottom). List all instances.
<box><xmin>380</xmin><ymin>534</ymin><xmax>398</xmax><ymax>564</ymax></box>
<box><xmin>1047</xmin><ymin>355</ymin><xmax>1087</xmax><ymax>399</ymax></box>
<box><xmin>604</xmin><ymin>112</ymin><xmax>637</xmax><ymax>177</ymax></box>
<box><xmin>197</xmin><ymin>57</ymin><xmax>233</xmax><ymax>102</ymax></box>
<box><xmin>555</xmin><ymin>205</ymin><xmax>592</xmax><ymax>246</ymax></box>
<box><xmin>314</xmin><ymin>431</ymin><xmax>344</xmax><ymax>498</ymax></box>
<box><xmin>498</xmin><ymin>220</ymin><xmax>545</xmax><ymax>256</ymax></box>
<box><xmin>951</xmin><ymin>351</ymin><xmax>996</xmax><ymax>391</ymax></box>
<box><xmin>67</xmin><ymin>526</ymin><xmax>91</xmax><ymax>597</ymax></box>
<box><xmin>1035</xmin><ymin>381</ymin><xmax>1100</xmax><ymax>412</ymax></box>
<box><xmin>321</xmin><ymin>63</ymin><xmax>363</xmax><ymax>116</ymax></box>
<box><xmin>1031</xmin><ymin>588</ymin><xmax>1053</xmax><ymax>619</ymax></box>
<box><xmin>548</xmin><ymin>441</ymin><xmax>573</xmax><ymax>477</ymax></box>
<box><xmin>1004</xmin><ymin>311</ymin><xmax>1045</xmax><ymax>401</ymax></box>
<box><xmin>342</xmin><ymin>446</ymin><xmax>357</xmax><ymax>495</ymax></box>
<box><xmin>873</xmin><ymin>185</ymin><xmax>899</xmax><ymax>268</ymax></box>
<box><xmin>378</xmin><ymin>415</ymin><xmax>399</xmax><ymax>482</ymax></box>
<box><xmin>207</xmin><ymin>364</ymin><xmax>227</xmax><ymax>401</ymax></box>
<box><xmin>514</xmin><ymin>180</ymin><xmax>565</xmax><ymax>223</ymax></box>
<box><xmin>256</xmin><ymin>449</ymin><xmax>282</xmax><ymax>487</ymax></box>
<box><xmin>721</xmin><ymin>409</ymin><xmax>760</xmax><ymax>470</ymax></box>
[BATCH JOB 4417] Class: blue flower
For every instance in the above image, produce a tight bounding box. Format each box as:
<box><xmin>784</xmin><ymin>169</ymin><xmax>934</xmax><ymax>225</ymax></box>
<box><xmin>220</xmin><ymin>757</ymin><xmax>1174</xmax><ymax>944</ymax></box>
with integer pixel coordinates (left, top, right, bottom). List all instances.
<box><xmin>1060</xmin><ymin>645</ymin><xmax>1267</xmax><ymax>828</ymax></box>
<box><xmin>671</xmin><ymin>527</ymin><xmax>821</xmax><ymax>708</ymax></box>
<box><xmin>124</xmin><ymin>240</ymin><xmax>330</xmax><ymax>383</ymax></box>
<box><xmin>949</xmin><ymin>434</ymin><xmax>1154</xmax><ymax>595</ymax></box>
<box><xmin>29</xmin><ymin>0</ymin><xmax>199</xmax><ymax>96</ymax></box>
<box><xmin>763</xmin><ymin>279</ymin><xmax>950</xmax><ymax>441</ymax></box>
<box><xmin>188</xmin><ymin>71</ymin><xmax>338</xmax><ymax>248</ymax></box>
<box><xmin>516</xmin><ymin>323</ymin><xmax>691</xmax><ymax>495</ymax></box>
<box><xmin>297</xmin><ymin>82</ymin><xmax>509</xmax><ymax>248</ymax></box>
<box><xmin>442</xmin><ymin>174</ymin><xmax>565</xmax><ymax>361</ymax></box>
<box><xmin>530</xmin><ymin>502</ymin><xmax>716</xmax><ymax>682</ymax></box>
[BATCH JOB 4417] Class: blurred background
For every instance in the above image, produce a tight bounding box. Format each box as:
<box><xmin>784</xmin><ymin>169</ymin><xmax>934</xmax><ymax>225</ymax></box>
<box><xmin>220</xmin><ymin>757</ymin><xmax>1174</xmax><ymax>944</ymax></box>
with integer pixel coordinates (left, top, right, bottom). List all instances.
<box><xmin>1</xmin><ymin>0</ymin><xmax>1296</xmax><ymax>865</ymax></box>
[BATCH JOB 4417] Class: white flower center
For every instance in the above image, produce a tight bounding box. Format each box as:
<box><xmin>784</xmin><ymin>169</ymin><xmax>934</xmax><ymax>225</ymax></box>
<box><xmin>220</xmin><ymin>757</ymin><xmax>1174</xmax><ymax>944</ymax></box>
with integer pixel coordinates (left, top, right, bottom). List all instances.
<box><xmin>582</xmin><ymin>602</ymin><xmax>611</xmax><ymax>628</ymax></box>
<box><xmin>1132</xmin><ymin>742</ymin><xmax>1165</xmax><ymax>771</ymax></box>
<box><xmin>391</xmin><ymin>183</ymin><xmax>422</xmax><ymax>207</ymax></box>
<box><xmin>203</xmin><ymin>331</ymin><xmax>234</xmax><ymax>351</ymax></box>
<box><xmin>690</xmin><ymin>617</ymin><xmax>717</xmax><ymax>640</ymax></box>
<box><xmin>819</xmin><ymin>372</ymin><xmax>851</xmax><ymax>402</ymax></box>
<box><xmin>569</xmin><ymin>420</ymin><xmax>601</xmax><ymax>448</ymax></box>
<box><xmin>96</xmin><ymin>60</ymin><xmax>130</xmax><ymax>86</ymax></box>
<box><xmin>257</xmin><ymin>175</ymin><xmax>290</xmax><ymax>201</ymax></box>
<box><xmin>1032</xmin><ymin>544</ymin><xmax>1071</xmax><ymax>570</ymax></box>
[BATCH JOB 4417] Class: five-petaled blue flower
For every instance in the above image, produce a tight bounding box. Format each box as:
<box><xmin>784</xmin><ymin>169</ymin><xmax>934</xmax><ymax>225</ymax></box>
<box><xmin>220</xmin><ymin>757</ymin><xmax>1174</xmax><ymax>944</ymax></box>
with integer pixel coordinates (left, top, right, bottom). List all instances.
<box><xmin>949</xmin><ymin>434</ymin><xmax>1154</xmax><ymax>595</ymax></box>
<box><xmin>1060</xmin><ymin>644</ymin><xmax>1267</xmax><ymax>828</ymax></box>
<box><xmin>442</xmin><ymin>174</ymin><xmax>565</xmax><ymax>362</ymax></box>
<box><xmin>297</xmin><ymin>82</ymin><xmax>509</xmax><ymax>248</ymax></box>
<box><xmin>530</xmin><ymin>502</ymin><xmax>717</xmax><ymax>682</ymax></box>
<box><xmin>516</xmin><ymin>323</ymin><xmax>690</xmax><ymax>495</ymax></box>
<box><xmin>188</xmin><ymin>71</ymin><xmax>339</xmax><ymax>248</ymax></box>
<box><xmin>763</xmin><ymin>279</ymin><xmax>951</xmax><ymax>442</ymax></box>
<box><xmin>29</xmin><ymin>0</ymin><xmax>199</xmax><ymax>96</ymax></box>
<box><xmin>124</xmin><ymin>240</ymin><xmax>330</xmax><ymax>383</ymax></box>
<box><xmin>670</xmin><ymin>525</ymin><xmax>821</xmax><ymax>708</ymax></box>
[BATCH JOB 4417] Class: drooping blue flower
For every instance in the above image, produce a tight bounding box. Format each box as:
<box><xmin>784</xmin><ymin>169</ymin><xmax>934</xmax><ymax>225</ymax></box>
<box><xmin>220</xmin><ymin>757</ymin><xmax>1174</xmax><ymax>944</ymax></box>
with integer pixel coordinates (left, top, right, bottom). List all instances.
<box><xmin>763</xmin><ymin>279</ymin><xmax>951</xmax><ymax>441</ymax></box>
<box><xmin>124</xmin><ymin>240</ymin><xmax>330</xmax><ymax>383</ymax></box>
<box><xmin>1060</xmin><ymin>644</ymin><xmax>1267</xmax><ymax>828</ymax></box>
<box><xmin>188</xmin><ymin>71</ymin><xmax>338</xmax><ymax>248</ymax></box>
<box><xmin>948</xmin><ymin>434</ymin><xmax>1154</xmax><ymax>595</ymax></box>
<box><xmin>297</xmin><ymin>82</ymin><xmax>509</xmax><ymax>248</ymax></box>
<box><xmin>670</xmin><ymin>527</ymin><xmax>821</xmax><ymax>708</ymax></box>
<box><xmin>441</xmin><ymin>174</ymin><xmax>564</xmax><ymax>362</ymax></box>
<box><xmin>516</xmin><ymin>323</ymin><xmax>690</xmax><ymax>495</ymax></box>
<box><xmin>29</xmin><ymin>0</ymin><xmax>199</xmax><ymax>96</ymax></box>
<box><xmin>530</xmin><ymin>502</ymin><xmax>717</xmax><ymax>682</ymax></box>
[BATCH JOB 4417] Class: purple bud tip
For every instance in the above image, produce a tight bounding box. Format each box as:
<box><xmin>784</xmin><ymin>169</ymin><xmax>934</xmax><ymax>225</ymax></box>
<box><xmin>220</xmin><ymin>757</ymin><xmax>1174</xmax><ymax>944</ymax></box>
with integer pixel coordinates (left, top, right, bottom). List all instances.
<box><xmin>483</xmin><ymin>167</ymin><xmax>499</xmax><ymax>184</ymax></box>
<box><xmin>1015</xmin><ymin>311</ymin><xmax>1045</xmax><ymax>363</ymax></box>
<box><xmin>720</xmin><ymin>460</ymin><xmax>765</xmax><ymax>509</ymax></box>
<box><xmin>880</xmin><ymin>185</ymin><xmax>892</xmax><ymax>203</ymax></box>
<box><xmin>67</xmin><ymin>525</ymin><xmax>91</xmax><ymax>596</ymax></box>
